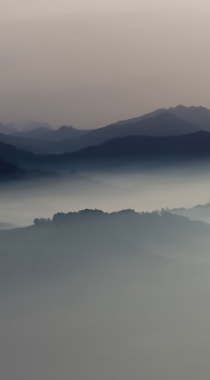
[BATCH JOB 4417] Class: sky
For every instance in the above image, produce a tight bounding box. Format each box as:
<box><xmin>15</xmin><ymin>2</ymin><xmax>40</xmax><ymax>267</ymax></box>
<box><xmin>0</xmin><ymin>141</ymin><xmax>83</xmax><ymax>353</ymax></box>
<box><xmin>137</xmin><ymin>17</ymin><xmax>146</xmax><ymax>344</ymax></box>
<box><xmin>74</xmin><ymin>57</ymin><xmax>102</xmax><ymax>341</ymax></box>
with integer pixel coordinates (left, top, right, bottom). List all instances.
<box><xmin>0</xmin><ymin>0</ymin><xmax>210</xmax><ymax>128</ymax></box>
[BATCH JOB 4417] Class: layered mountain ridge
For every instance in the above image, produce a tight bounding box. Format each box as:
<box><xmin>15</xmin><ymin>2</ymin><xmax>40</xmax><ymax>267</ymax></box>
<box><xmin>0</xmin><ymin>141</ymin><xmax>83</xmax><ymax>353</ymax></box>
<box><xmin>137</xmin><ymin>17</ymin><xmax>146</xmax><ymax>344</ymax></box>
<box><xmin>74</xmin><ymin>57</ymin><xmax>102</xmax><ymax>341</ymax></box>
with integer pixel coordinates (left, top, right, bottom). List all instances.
<box><xmin>0</xmin><ymin>107</ymin><xmax>207</xmax><ymax>154</ymax></box>
<box><xmin>1</xmin><ymin>105</ymin><xmax>210</xmax><ymax>174</ymax></box>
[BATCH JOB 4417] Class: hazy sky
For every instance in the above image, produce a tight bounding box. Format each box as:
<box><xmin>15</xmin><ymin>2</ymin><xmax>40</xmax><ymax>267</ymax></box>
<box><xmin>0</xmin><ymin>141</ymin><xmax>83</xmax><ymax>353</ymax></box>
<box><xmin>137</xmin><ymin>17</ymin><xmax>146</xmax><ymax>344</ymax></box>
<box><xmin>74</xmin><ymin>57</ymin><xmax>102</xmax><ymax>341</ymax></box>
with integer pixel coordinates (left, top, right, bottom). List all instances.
<box><xmin>1</xmin><ymin>0</ymin><xmax>210</xmax><ymax>128</ymax></box>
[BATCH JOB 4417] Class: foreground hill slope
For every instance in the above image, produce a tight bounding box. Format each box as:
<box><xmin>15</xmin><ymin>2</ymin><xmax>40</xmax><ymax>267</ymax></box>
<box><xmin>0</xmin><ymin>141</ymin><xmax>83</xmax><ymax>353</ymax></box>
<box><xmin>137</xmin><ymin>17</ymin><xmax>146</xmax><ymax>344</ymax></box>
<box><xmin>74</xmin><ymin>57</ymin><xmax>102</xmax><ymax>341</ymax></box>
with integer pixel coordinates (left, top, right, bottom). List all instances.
<box><xmin>0</xmin><ymin>209</ymin><xmax>209</xmax><ymax>277</ymax></box>
<box><xmin>1</xmin><ymin>211</ymin><xmax>210</xmax><ymax>380</ymax></box>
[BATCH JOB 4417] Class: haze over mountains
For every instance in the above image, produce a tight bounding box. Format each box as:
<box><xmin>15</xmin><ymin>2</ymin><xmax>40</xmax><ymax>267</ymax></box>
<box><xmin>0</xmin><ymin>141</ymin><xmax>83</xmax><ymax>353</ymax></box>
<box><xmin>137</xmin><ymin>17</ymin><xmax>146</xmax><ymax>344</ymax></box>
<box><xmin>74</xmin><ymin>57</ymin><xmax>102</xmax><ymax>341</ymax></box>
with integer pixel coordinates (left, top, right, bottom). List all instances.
<box><xmin>2</xmin><ymin>106</ymin><xmax>210</xmax><ymax>380</ymax></box>
<box><xmin>115</xmin><ymin>105</ymin><xmax>210</xmax><ymax>129</ymax></box>
<box><xmin>169</xmin><ymin>203</ymin><xmax>210</xmax><ymax>223</ymax></box>
<box><xmin>0</xmin><ymin>105</ymin><xmax>209</xmax><ymax>155</ymax></box>
<box><xmin>1</xmin><ymin>105</ymin><xmax>210</xmax><ymax>176</ymax></box>
<box><xmin>14</xmin><ymin>125</ymin><xmax>89</xmax><ymax>142</ymax></box>
<box><xmin>0</xmin><ymin>121</ymin><xmax>52</xmax><ymax>135</ymax></box>
<box><xmin>3</xmin><ymin>3</ymin><xmax>210</xmax><ymax>378</ymax></box>
<box><xmin>0</xmin><ymin>122</ymin><xmax>17</xmax><ymax>135</ymax></box>
<box><xmin>1</xmin><ymin>131</ymin><xmax>210</xmax><ymax>176</ymax></box>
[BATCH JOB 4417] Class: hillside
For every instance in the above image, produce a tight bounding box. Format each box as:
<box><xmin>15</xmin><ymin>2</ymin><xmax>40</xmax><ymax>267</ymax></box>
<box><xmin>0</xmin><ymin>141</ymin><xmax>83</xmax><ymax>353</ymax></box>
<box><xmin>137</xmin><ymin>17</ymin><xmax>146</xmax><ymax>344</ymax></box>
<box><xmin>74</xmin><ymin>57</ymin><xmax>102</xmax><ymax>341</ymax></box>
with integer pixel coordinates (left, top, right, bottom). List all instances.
<box><xmin>66</xmin><ymin>131</ymin><xmax>210</xmax><ymax>163</ymax></box>
<box><xmin>0</xmin><ymin>209</ymin><xmax>209</xmax><ymax>277</ymax></box>
<box><xmin>2</xmin><ymin>131</ymin><xmax>210</xmax><ymax>171</ymax></box>
<box><xmin>0</xmin><ymin>156</ymin><xmax>18</xmax><ymax>177</ymax></box>
<box><xmin>61</xmin><ymin>112</ymin><xmax>200</xmax><ymax>152</ymax></box>
<box><xmin>0</xmin><ymin>132</ymin><xmax>61</xmax><ymax>154</ymax></box>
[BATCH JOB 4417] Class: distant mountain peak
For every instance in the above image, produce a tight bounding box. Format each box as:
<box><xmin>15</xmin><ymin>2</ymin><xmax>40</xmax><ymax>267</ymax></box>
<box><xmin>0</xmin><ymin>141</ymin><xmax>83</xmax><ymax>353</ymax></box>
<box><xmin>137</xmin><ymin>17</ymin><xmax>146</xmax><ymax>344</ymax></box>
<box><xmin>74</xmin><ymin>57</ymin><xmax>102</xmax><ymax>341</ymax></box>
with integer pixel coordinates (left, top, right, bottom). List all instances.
<box><xmin>59</xmin><ymin>125</ymin><xmax>74</xmax><ymax>131</ymax></box>
<box><xmin>114</xmin><ymin>105</ymin><xmax>210</xmax><ymax>131</ymax></box>
<box><xmin>0</xmin><ymin>122</ymin><xmax>17</xmax><ymax>135</ymax></box>
<box><xmin>16</xmin><ymin>120</ymin><xmax>52</xmax><ymax>132</ymax></box>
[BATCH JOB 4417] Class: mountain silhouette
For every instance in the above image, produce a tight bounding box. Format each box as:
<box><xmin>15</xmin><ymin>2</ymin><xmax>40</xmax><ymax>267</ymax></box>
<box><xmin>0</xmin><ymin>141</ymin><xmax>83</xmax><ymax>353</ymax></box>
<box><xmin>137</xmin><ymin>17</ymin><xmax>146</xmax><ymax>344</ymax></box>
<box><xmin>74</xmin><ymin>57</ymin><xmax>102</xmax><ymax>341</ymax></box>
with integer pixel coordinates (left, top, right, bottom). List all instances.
<box><xmin>65</xmin><ymin>131</ymin><xmax>210</xmax><ymax>163</ymax></box>
<box><xmin>14</xmin><ymin>125</ymin><xmax>89</xmax><ymax>142</ymax></box>
<box><xmin>59</xmin><ymin>112</ymin><xmax>201</xmax><ymax>153</ymax></box>
<box><xmin>169</xmin><ymin>202</ymin><xmax>210</xmax><ymax>223</ymax></box>
<box><xmin>13</xmin><ymin>127</ymin><xmax>52</xmax><ymax>140</ymax></box>
<box><xmin>0</xmin><ymin>122</ymin><xmax>17</xmax><ymax>135</ymax></box>
<box><xmin>17</xmin><ymin>120</ymin><xmax>52</xmax><ymax>132</ymax></box>
<box><xmin>0</xmin><ymin>108</ymin><xmax>203</xmax><ymax>154</ymax></box>
<box><xmin>0</xmin><ymin>209</ymin><xmax>209</xmax><ymax>276</ymax></box>
<box><xmin>81</xmin><ymin>112</ymin><xmax>199</xmax><ymax>138</ymax></box>
<box><xmin>2</xmin><ymin>130</ymin><xmax>210</xmax><ymax>172</ymax></box>
<box><xmin>168</xmin><ymin>105</ymin><xmax>210</xmax><ymax>130</ymax></box>
<box><xmin>0</xmin><ymin>132</ymin><xmax>62</xmax><ymax>154</ymax></box>
<box><xmin>114</xmin><ymin>105</ymin><xmax>210</xmax><ymax>131</ymax></box>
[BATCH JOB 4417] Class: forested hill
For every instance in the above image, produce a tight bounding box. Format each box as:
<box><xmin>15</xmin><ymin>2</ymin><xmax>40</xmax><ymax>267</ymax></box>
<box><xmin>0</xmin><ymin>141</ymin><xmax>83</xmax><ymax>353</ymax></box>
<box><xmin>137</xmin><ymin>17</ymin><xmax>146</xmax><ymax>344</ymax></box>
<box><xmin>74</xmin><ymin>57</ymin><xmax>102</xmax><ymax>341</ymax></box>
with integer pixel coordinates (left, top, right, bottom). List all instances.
<box><xmin>0</xmin><ymin>210</ymin><xmax>209</xmax><ymax>278</ymax></box>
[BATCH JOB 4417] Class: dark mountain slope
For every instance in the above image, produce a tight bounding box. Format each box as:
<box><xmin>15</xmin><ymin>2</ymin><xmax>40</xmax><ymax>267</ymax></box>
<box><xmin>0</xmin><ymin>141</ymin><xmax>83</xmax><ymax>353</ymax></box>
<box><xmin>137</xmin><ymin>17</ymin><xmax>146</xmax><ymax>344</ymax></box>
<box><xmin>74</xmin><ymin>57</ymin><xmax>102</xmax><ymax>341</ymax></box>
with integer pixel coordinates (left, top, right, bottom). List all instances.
<box><xmin>67</xmin><ymin>131</ymin><xmax>210</xmax><ymax>161</ymax></box>
<box><xmin>2</xmin><ymin>131</ymin><xmax>210</xmax><ymax>171</ymax></box>
<box><xmin>61</xmin><ymin>112</ymin><xmax>201</xmax><ymax>152</ymax></box>
<box><xmin>0</xmin><ymin>132</ymin><xmax>62</xmax><ymax>154</ymax></box>
<box><xmin>0</xmin><ymin>156</ymin><xmax>18</xmax><ymax>177</ymax></box>
<box><xmin>0</xmin><ymin>141</ymin><xmax>40</xmax><ymax>167</ymax></box>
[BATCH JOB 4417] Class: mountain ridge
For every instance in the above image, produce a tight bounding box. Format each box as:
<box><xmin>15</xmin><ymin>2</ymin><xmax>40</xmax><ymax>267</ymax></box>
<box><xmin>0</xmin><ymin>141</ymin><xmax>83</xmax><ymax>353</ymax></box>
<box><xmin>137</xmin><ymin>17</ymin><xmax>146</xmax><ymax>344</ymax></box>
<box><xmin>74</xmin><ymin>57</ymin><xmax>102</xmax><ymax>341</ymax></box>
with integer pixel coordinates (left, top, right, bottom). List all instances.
<box><xmin>2</xmin><ymin>130</ymin><xmax>210</xmax><ymax>171</ymax></box>
<box><xmin>114</xmin><ymin>105</ymin><xmax>210</xmax><ymax>130</ymax></box>
<box><xmin>14</xmin><ymin>125</ymin><xmax>90</xmax><ymax>142</ymax></box>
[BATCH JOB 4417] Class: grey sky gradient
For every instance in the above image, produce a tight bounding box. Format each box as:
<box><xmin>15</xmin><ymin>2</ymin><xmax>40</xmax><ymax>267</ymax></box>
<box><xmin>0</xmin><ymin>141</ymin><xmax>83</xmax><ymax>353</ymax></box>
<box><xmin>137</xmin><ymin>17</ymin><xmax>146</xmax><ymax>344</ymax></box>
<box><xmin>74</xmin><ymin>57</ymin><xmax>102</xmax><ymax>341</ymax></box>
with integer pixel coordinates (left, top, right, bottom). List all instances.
<box><xmin>1</xmin><ymin>1</ymin><xmax>210</xmax><ymax>128</ymax></box>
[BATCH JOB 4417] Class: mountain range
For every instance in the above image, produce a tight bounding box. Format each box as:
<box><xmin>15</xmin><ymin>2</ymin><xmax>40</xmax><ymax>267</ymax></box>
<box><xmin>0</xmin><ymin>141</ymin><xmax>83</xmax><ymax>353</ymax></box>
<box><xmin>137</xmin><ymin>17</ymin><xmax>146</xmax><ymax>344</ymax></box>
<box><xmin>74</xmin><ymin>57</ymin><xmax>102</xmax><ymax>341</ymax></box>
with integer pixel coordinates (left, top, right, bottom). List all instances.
<box><xmin>0</xmin><ymin>107</ymin><xmax>207</xmax><ymax>154</ymax></box>
<box><xmin>0</xmin><ymin>106</ymin><xmax>210</xmax><ymax>154</ymax></box>
<box><xmin>0</xmin><ymin>120</ymin><xmax>52</xmax><ymax>135</ymax></box>
<box><xmin>114</xmin><ymin>105</ymin><xmax>210</xmax><ymax>129</ymax></box>
<box><xmin>1</xmin><ymin>105</ymin><xmax>210</xmax><ymax>173</ymax></box>
<box><xmin>14</xmin><ymin>125</ymin><xmax>89</xmax><ymax>142</ymax></box>
<box><xmin>1</xmin><ymin>130</ymin><xmax>210</xmax><ymax>173</ymax></box>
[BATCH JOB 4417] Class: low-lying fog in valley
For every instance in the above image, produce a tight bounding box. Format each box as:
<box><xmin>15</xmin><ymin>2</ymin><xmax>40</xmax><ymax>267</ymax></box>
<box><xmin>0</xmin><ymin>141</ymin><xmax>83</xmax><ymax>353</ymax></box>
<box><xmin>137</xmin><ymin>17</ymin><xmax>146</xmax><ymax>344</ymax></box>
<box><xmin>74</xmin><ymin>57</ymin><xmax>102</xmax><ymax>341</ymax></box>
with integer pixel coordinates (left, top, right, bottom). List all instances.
<box><xmin>1</xmin><ymin>163</ymin><xmax>210</xmax><ymax>226</ymax></box>
<box><xmin>1</xmin><ymin>164</ymin><xmax>210</xmax><ymax>379</ymax></box>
